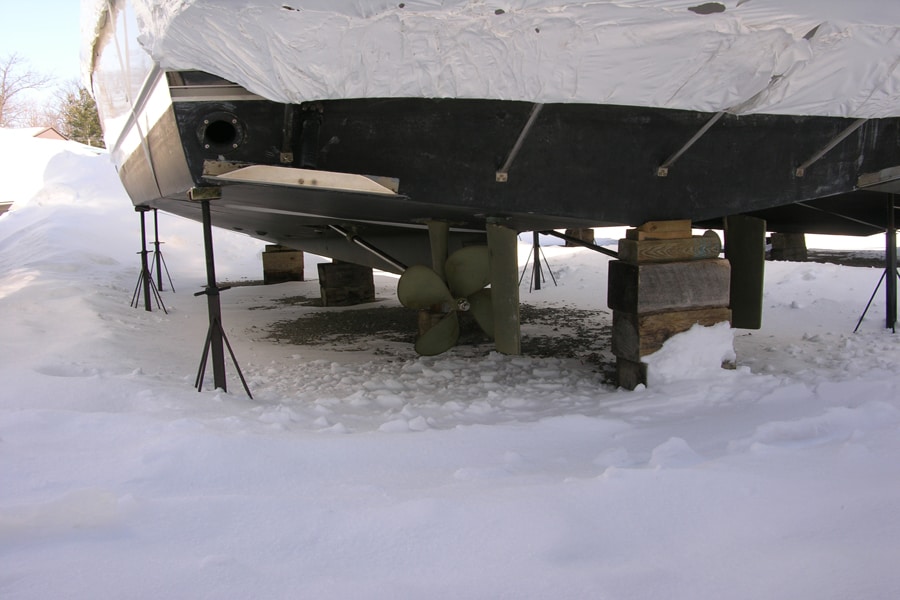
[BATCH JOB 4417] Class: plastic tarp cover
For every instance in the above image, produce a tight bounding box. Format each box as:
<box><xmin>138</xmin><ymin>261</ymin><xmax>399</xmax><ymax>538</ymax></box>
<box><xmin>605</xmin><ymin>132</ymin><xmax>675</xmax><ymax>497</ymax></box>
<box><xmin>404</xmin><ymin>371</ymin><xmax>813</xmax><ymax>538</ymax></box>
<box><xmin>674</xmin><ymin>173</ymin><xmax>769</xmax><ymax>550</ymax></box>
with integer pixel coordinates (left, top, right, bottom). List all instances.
<box><xmin>82</xmin><ymin>0</ymin><xmax>900</xmax><ymax>118</ymax></box>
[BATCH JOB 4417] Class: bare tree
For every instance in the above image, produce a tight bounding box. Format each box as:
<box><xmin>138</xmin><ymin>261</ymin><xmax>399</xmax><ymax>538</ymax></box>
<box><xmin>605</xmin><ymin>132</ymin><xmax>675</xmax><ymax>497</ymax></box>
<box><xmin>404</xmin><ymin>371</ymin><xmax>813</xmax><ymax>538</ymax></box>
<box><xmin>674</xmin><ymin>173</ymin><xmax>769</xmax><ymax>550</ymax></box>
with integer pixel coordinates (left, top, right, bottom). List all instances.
<box><xmin>18</xmin><ymin>100</ymin><xmax>62</xmax><ymax>130</ymax></box>
<box><xmin>0</xmin><ymin>53</ymin><xmax>53</xmax><ymax>127</ymax></box>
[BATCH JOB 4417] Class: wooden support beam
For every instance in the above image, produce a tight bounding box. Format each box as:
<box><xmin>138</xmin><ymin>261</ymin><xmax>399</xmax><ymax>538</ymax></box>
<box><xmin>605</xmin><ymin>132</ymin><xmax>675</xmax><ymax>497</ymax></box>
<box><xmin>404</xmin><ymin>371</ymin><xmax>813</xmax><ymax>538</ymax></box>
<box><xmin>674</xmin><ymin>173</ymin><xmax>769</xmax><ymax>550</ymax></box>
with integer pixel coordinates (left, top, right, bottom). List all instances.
<box><xmin>625</xmin><ymin>220</ymin><xmax>692</xmax><ymax>241</ymax></box>
<box><xmin>318</xmin><ymin>261</ymin><xmax>375</xmax><ymax>306</ymax></box>
<box><xmin>769</xmin><ymin>233</ymin><xmax>808</xmax><ymax>262</ymax></box>
<box><xmin>724</xmin><ymin>215</ymin><xmax>766</xmax><ymax>329</ymax></box>
<box><xmin>262</xmin><ymin>245</ymin><xmax>304</xmax><ymax>284</ymax></box>
<box><xmin>612</xmin><ymin>307</ymin><xmax>732</xmax><ymax>361</ymax></box>
<box><xmin>487</xmin><ymin>222</ymin><xmax>521</xmax><ymax>355</ymax></box>
<box><xmin>609</xmin><ymin>220</ymin><xmax>734</xmax><ymax>389</ymax></box>
<box><xmin>616</xmin><ymin>358</ymin><xmax>648</xmax><ymax>391</ymax></box>
<box><xmin>618</xmin><ymin>231</ymin><xmax>721</xmax><ymax>264</ymax></box>
<box><xmin>607</xmin><ymin>259</ymin><xmax>731</xmax><ymax>314</ymax></box>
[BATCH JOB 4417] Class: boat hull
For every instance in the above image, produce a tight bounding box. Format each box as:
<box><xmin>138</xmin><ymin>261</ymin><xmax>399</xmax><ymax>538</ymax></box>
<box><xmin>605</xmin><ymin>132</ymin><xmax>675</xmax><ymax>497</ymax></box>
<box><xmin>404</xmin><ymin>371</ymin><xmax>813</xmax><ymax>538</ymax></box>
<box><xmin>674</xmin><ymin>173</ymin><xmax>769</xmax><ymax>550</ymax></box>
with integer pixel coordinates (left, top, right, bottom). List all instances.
<box><xmin>86</xmin><ymin>0</ymin><xmax>900</xmax><ymax>270</ymax></box>
<box><xmin>141</xmin><ymin>76</ymin><xmax>900</xmax><ymax>248</ymax></box>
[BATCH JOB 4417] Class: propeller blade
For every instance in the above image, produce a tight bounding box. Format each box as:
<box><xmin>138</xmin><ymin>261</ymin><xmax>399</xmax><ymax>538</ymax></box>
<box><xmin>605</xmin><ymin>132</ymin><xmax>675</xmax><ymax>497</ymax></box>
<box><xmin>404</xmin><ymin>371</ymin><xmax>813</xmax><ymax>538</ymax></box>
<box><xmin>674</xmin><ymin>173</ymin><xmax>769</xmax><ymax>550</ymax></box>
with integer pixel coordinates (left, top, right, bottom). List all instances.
<box><xmin>445</xmin><ymin>246</ymin><xmax>491</xmax><ymax>297</ymax></box>
<box><xmin>414</xmin><ymin>312</ymin><xmax>460</xmax><ymax>356</ymax></box>
<box><xmin>467</xmin><ymin>288</ymin><xmax>494</xmax><ymax>340</ymax></box>
<box><xmin>398</xmin><ymin>265</ymin><xmax>454</xmax><ymax>309</ymax></box>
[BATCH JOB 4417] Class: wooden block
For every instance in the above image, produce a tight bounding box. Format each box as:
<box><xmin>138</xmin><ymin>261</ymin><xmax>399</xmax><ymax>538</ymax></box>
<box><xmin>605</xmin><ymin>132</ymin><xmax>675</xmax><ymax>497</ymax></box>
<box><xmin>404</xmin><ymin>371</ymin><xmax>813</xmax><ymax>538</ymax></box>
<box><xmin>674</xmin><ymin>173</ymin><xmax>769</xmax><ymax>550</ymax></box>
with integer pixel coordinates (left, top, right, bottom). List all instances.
<box><xmin>618</xmin><ymin>230</ymin><xmax>721</xmax><ymax>264</ymax></box>
<box><xmin>564</xmin><ymin>228</ymin><xmax>595</xmax><ymax>246</ymax></box>
<box><xmin>638</xmin><ymin>219</ymin><xmax>692</xmax><ymax>234</ymax></box>
<box><xmin>607</xmin><ymin>259</ymin><xmax>731</xmax><ymax>314</ymax></box>
<box><xmin>625</xmin><ymin>219</ymin><xmax>692</xmax><ymax>241</ymax></box>
<box><xmin>616</xmin><ymin>357</ymin><xmax>648</xmax><ymax>390</ymax></box>
<box><xmin>612</xmin><ymin>307</ymin><xmax>732</xmax><ymax>361</ymax></box>
<box><xmin>769</xmin><ymin>232</ymin><xmax>808</xmax><ymax>262</ymax></box>
<box><xmin>318</xmin><ymin>261</ymin><xmax>375</xmax><ymax>306</ymax></box>
<box><xmin>262</xmin><ymin>245</ymin><xmax>304</xmax><ymax>284</ymax></box>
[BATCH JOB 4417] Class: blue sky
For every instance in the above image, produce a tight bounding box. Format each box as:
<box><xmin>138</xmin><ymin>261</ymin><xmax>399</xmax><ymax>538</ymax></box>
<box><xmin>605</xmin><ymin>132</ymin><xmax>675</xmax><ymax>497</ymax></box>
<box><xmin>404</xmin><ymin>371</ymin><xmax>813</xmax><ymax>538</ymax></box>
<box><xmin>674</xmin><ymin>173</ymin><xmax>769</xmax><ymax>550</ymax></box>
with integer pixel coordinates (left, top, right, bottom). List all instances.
<box><xmin>1</xmin><ymin>0</ymin><xmax>85</xmax><ymax>97</ymax></box>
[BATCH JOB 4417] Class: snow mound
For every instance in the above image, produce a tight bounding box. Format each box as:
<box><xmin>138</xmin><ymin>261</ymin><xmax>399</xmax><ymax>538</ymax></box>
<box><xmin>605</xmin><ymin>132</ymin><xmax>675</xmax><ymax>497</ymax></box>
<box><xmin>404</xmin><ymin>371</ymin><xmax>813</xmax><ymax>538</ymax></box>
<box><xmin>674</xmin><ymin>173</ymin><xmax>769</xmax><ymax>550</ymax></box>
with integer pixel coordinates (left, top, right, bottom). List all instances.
<box><xmin>643</xmin><ymin>321</ymin><xmax>736</xmax><ymax>386</ymax></box>
<box><xmin>4</xmin><ymin>126</ymin><xmax>900</xmax><ymax>598</ymax></box>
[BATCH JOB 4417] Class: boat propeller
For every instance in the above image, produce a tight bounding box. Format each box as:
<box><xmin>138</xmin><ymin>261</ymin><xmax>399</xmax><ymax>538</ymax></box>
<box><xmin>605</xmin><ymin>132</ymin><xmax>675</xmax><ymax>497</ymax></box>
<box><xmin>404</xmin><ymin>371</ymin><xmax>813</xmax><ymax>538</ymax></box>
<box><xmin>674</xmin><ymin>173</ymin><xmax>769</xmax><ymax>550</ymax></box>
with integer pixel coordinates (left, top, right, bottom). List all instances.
<box><xmin>397</xmin><ymin>246</ymin><xmax>495</xmax><ymax>355</ymax></box>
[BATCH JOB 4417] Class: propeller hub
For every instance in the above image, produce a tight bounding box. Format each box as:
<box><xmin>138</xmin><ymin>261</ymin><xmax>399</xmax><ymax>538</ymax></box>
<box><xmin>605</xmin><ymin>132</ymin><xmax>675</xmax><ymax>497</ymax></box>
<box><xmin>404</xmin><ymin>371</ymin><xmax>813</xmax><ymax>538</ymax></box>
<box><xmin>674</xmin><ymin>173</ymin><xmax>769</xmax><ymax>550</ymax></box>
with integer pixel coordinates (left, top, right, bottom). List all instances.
<box><xmin>456</xmin><ymin>298</ymin><xmax>471</xmax><ymax>312</ymax></box>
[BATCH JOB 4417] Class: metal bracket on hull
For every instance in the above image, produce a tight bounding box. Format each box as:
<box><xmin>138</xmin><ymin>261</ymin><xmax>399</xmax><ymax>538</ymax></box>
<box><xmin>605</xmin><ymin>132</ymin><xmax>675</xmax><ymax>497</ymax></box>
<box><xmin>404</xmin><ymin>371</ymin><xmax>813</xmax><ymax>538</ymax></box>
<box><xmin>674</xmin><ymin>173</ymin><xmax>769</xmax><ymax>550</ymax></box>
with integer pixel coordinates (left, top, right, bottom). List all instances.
<box><xmin>496</xmin><ymin>103</ymin><xmax>544</xmax><ymax>183</ymax></box>
<box><xmin>656</xmin><ymin>111</ymin><xmax>725</xmax><ymax>177</ymax></box>
<box><xmin>794</xmin><ymin>118</ymin><xmax>867</xmax><ymax>177</ymax></box>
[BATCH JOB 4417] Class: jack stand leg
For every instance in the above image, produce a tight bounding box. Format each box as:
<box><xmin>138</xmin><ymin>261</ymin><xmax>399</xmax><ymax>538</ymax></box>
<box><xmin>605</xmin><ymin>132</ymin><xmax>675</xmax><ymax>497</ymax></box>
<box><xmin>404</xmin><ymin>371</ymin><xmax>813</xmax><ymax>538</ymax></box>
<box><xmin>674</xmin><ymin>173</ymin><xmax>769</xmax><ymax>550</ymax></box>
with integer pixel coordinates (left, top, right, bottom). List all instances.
<box><xmin>487</xmin><ymin>222</ymin><xmax>521</xmax><ymax>355</ymax></box>
<box><xmin>131</xmin><ymin>206</ymin><xmax>167</xmax><ymax>313</ymax></box>
<box><xmin>193</xmin><ymin>199</ymin><xmax>252</xmax><ymax>398</ymax></box>
<box><xmin>518</xmin><ymin>244</ymin><xmax>535</xmax><ymax>286</ymax></box>
<box><xmin>150</xmin><ymin>208</ymin><xmax>175</xmax><ymax>292</ymax></box>
<box><xmin>533</xmin><ymin>231</ymin><xmax>543</xmax><ymax>291</ymax></box>
<box><xmin>886</xmin><ymin>195</ymin><xmax>897</xmax><ymax>332</ymax></box>
<box><xmin>854</xmin><ymin>195</ymin><xmax>898</xmax><ymax>333</ymax></box>
<box><xmin>140</xmin><ymin>208</ymin><xmax>152</xmax><ymax>311</ymax></box>
<box><xmin>538</xmin><ymin>243</ymin><xmax>557</xmax><ymax>287</ymax></box>
<box><xmin>854</xmin><ymin>271</ymin><xmax>886</xmax><ymax>333</ymax></box>
<box><xmin>518</xmin><ymin>232</ymin><xmax>557</xmax><ymax>292</ymax></box>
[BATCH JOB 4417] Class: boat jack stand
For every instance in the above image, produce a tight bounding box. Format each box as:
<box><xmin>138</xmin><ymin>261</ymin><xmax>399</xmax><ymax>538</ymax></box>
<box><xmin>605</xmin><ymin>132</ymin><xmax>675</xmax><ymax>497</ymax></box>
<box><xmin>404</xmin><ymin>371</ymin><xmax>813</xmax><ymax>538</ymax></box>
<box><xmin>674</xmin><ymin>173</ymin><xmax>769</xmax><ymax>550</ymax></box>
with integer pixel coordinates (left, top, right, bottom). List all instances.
<box><xmin>854</xmin><ymin>195</ymin><xmax>899</xmax><ymax>333</ymax></box>
<box><xmin>519</xmin><ymin>231</ymin><xmax>557</xmax><ymax>292</ymax></box>
<box><xmin>150</xmin><ymin>208</ymin><xmax>175</xmax><ymax>292</ymax></box>
<box><xmin>131</xmin><ymin>206</ymin><xmax>167</xmax><ymax>313</ymax></box>
<box><xmin>193</xmin><ymin>199</ymin><xmax>252</xmax><ymax>398</ymax></box>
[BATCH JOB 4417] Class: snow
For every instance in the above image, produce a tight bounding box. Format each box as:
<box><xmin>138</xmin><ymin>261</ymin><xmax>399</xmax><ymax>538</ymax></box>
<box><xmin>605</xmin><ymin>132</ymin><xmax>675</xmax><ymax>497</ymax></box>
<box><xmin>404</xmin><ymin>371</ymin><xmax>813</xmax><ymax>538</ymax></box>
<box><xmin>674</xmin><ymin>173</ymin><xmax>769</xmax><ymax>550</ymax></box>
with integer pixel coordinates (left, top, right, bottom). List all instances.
<box><xmin>3</xmin><ymin>132</ymin><xmax>900</xmax><ymax>598</ymax></box>
<box><xmin>642</xmin><ymin>321</ymin><xmax>736</xmax><ymax>387</ymax></box>
<box><xmin>84</xmin><ymin>0</ymin><xmax>900</xmax><ymax>117</ymax></box>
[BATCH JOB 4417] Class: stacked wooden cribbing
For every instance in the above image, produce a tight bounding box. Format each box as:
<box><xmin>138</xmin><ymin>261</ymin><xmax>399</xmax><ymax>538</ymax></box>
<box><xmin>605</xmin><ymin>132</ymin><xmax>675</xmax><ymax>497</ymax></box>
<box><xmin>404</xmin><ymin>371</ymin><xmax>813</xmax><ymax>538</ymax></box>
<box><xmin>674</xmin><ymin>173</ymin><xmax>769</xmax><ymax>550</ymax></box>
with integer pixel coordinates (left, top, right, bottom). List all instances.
<box><xmin>607</xmin><ymin>220</ymin><xmax>732</xmax><ymax>389</ymax></box>
<box><xmin>318</xmin><ymin>261</ymin><xmax>375</xmax><ymax>306</ymax></box>
<box><xmin>262</xmin><ymin>245</ymin><xmax>305</xmax><ymax>284</ymax></box>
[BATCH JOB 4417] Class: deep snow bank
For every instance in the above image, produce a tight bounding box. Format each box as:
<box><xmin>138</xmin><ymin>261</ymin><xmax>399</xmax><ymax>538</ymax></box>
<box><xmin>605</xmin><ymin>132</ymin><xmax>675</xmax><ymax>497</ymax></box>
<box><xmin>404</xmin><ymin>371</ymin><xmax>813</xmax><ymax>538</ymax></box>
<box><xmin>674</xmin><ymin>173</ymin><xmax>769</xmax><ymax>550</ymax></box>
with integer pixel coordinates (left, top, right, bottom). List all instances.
<box><xmin>3</xmin><ymin>132</ymin><xmax>900</xmax><ymax>599</ymax></box>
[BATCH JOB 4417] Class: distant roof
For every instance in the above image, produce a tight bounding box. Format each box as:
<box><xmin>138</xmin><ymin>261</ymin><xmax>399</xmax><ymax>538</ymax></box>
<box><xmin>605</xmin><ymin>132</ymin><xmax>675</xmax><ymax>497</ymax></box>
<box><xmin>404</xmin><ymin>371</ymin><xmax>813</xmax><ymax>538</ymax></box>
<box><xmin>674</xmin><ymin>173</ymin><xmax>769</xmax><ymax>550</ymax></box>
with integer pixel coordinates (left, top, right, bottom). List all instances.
<box><xmin>12</xmin><ymin>127</ymin><xmax>68</xmax><ymax>141</ymax></box>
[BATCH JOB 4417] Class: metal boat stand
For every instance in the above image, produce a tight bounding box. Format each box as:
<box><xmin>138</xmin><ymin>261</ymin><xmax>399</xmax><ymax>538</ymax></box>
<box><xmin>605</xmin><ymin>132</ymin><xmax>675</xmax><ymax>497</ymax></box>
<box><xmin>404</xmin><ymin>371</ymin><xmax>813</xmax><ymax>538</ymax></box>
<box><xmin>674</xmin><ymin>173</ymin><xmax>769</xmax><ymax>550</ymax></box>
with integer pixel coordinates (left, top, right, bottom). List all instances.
<box><xmin>518</xmin><ymin>231</ymin><xmax>557</xmax><ymax>292</ymax></box>
<box><xmin>131</xmin><ymin>206</ymin><xmax>168</xmax><ymax>313</ymax></box>
<box><xmin>193</xmin><ymin>198</ymin><xmax>253</xmax><ymax>398</ymax></box>
<box><xmin>854</xmin><ymin>195</ymin><xmax>899</xmax><ymax>333</ymax></box>
<box><xmin>149</xmin><ymin>208</ymin><xmax>175</xmax><ymax>292</ymax></box>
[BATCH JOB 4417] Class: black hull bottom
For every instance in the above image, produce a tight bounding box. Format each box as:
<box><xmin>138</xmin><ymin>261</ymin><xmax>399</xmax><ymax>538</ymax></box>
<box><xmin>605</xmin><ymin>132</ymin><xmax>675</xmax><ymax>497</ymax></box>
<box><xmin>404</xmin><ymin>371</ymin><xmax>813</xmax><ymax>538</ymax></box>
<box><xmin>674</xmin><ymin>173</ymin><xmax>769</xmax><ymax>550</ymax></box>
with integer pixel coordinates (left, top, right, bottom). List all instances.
<box><xmin>120</xmin><ymin>74</ymin><xmax>900</xmax><ymax>269</ymax></box>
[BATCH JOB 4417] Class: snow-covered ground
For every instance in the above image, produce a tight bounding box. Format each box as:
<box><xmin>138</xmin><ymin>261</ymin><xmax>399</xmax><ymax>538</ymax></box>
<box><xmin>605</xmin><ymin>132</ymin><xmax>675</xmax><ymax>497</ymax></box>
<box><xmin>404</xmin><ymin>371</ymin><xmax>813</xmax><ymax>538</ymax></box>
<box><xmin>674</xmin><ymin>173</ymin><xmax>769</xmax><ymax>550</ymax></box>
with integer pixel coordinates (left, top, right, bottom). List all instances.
<box><xmin>2</xmin><ymin>132</ymin><xmax>900</xmax><ymax>598</ymax></box>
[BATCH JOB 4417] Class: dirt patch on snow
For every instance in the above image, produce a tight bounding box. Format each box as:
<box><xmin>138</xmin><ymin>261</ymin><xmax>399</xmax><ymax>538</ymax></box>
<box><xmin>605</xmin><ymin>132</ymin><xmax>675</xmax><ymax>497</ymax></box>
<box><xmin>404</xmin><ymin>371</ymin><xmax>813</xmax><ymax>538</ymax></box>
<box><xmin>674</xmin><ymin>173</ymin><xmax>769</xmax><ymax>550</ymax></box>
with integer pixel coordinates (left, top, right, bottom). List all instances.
<box><xmin>265</xmin><ymin>301</ymin><xmax>613</xmax><ymax>365</ymax></box>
